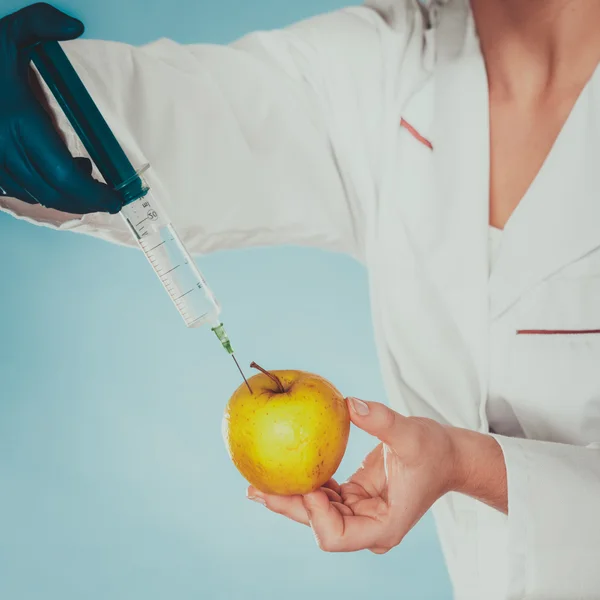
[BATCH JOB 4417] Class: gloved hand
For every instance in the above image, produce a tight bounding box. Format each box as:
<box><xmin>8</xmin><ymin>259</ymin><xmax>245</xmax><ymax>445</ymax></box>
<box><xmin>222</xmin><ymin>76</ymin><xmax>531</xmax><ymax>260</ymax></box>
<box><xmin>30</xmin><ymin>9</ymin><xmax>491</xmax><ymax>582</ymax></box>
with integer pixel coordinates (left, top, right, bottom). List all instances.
<box><xmin>0</xmin><ymin>3</ymin><xmax>121</xmax><ymax>214</ymax></box>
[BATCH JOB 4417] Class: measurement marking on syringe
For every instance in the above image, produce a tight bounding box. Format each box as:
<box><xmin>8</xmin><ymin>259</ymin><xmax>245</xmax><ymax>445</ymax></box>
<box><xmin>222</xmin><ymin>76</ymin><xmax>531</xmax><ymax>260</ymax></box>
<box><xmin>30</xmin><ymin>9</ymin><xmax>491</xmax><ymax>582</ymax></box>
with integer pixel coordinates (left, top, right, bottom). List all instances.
<box><xmin>161</xmin><ymin>265</ymin><xmax>180</xmax><ymax>276</ymax></box>
<box><xmin>136</xmin><ymin>218</ymin><xmax>148</xmax><ymax>226</ymax></box>
<box><xmin>174</xmin><ymin>289</ymin><xmax>195</xmax><ymax>301</ymax></box>
<box><xmin>188</xmin><ymin>314</ymin><xmax>209</xmax><ymax>326</ymax></box>
<box><xmin>146</xmin><ymin>240</ymin><xmax>172</xmax><ymax>252</ymax></box>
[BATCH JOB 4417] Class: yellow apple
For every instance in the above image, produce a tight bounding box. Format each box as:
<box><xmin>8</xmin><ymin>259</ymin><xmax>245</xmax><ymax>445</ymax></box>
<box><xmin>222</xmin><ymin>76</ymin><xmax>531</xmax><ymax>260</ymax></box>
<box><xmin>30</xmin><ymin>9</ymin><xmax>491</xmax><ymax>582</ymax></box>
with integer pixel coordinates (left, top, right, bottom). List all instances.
<box><xmin>222</xmin><ymin>363</ymin><xmax>350</xmax><ymax>496</ymax></box>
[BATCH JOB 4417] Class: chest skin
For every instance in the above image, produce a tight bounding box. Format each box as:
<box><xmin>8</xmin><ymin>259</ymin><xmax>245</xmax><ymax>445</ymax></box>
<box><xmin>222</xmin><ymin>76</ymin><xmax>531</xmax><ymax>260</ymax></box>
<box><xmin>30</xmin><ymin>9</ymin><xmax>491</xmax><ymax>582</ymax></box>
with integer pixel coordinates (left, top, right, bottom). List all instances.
<box><xmin>488</xmin><ymin>94</ymin><xmax>578</xmax><ymax>230</ymax></box>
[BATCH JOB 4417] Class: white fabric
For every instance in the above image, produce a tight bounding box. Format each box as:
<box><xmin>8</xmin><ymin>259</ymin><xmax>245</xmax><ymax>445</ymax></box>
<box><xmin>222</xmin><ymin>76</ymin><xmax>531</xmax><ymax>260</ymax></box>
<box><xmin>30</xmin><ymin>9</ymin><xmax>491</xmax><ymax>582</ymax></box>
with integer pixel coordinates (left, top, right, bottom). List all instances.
<box><xmin>3</xmin><ymin>1</ymin><xmax>600</xmax><ymax>598</ymax></box>
<box><xmin>489</xmin><ymin>226</ymin><xmax>503</xmax><ymax>273</ymax></box>
<box><xmin>486</xmin><ymin>226</ymin><xmax>522</xmax><ymax>438</ymax></box>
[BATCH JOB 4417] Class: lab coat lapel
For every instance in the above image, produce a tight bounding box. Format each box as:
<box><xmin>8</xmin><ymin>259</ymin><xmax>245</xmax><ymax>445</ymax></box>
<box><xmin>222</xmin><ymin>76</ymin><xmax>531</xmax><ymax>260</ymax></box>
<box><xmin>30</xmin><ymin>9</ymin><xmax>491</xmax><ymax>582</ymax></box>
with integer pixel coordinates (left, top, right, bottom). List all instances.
<box><xmin>489</xmin><ymin>74</ymin><xmax>600</xmax><ymax>319</ymax></box>
<box><xmin>374</xmin><ymin>1</ymin><xmax>491</xmax><ymax>430</ymax></box>
<box><xmin>426</xmin><ymin>9</ymin><xmax>491</xmax><ymax>422</ymax></box>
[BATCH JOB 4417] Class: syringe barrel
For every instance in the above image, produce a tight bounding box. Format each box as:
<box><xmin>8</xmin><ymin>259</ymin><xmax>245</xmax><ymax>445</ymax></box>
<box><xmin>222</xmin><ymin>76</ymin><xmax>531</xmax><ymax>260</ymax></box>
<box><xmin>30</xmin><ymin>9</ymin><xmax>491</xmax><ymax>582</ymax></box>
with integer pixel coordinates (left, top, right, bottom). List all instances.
<box><xmin>121</xmin><ymin>187</ymin><xmax>222</xmax><ymax>329</ymax></box>
<box><xmin>31</xmin><ymin>41</ymin><xmax>223</xmax><ymax>331</ymax></box>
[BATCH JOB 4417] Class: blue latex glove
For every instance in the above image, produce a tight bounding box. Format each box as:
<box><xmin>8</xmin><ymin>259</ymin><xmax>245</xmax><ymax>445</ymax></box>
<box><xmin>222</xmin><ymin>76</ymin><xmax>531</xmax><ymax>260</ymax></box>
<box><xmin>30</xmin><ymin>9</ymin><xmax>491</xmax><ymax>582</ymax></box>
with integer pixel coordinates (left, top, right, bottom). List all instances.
<box><xmin>0</xmin><ymin>3</ymin><xmax>121</xmax><ymax>214</ymax></box>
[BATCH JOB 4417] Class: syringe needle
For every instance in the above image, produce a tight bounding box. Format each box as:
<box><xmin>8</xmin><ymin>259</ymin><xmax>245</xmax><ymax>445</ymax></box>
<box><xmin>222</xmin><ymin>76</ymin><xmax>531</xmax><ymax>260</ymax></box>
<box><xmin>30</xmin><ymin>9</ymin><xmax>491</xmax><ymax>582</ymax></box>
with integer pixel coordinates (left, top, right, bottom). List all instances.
<box><xmin>232</xmin><ymin>354</ymin><xmax>253</xmax><ymax>394</ymax></box>
<box><xmin>210</xmin><ymin>322</ymin><xmax>252</xmax><ymax>393</ymax></box>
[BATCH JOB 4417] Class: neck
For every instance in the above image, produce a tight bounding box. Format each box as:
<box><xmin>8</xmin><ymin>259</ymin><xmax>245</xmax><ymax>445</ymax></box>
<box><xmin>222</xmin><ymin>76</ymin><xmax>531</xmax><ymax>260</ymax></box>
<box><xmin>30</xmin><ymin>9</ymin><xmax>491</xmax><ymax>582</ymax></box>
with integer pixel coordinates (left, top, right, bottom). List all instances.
<box><xmin>471</xmin><ymin>0</ymin><xmax>600</xmax><ymax>102</ymax></box>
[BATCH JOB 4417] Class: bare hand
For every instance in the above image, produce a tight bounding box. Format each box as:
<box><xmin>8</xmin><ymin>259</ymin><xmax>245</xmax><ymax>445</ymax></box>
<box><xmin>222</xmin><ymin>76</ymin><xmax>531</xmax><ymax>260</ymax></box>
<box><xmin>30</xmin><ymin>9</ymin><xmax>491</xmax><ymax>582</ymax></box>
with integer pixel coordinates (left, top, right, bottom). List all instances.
<box><xmin>247</xmin><ymin>398</ymin><xmax>463</xmax><ymax>554</ymax></box>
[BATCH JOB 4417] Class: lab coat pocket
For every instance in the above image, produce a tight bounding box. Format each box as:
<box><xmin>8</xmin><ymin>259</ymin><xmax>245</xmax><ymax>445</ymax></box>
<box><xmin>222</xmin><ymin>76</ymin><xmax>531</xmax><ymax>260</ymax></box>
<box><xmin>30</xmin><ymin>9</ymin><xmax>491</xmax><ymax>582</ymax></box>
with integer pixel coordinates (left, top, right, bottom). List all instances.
<box><xmin>504</xmin><ymin>276</ymin><xmax>600</xmax><ymax>444</ymax></box>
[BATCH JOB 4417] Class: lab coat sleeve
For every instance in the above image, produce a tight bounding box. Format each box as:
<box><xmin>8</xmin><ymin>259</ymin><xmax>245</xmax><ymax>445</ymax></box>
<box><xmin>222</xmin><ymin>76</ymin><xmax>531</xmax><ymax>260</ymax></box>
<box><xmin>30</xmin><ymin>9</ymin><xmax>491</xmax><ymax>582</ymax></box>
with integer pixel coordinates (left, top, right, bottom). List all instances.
<box><xmin>492</xmin><ymin>434</ymin><xmax>600</xmax><ymax>599</ymax></box>
<box><xmin>0</xmin><ymin>6</ymin><xmax>399</xmax><ymax>260</ymax></box>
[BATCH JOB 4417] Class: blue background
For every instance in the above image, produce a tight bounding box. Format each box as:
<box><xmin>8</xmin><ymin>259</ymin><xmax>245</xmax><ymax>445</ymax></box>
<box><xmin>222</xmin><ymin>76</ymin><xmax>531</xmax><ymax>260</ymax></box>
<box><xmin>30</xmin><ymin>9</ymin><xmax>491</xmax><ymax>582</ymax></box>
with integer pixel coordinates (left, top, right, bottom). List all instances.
<box><xmin>0</xmin><ymin>1</ymin><xmax>451</xmax><ymax>598</ymax></box>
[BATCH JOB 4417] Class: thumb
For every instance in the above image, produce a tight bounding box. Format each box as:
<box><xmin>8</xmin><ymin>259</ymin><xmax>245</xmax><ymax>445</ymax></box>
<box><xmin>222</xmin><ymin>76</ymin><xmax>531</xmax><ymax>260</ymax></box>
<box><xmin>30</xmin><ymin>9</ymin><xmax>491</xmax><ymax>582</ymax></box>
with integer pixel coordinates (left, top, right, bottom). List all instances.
<box><xmin>346</xmin><ymin>398</ymin><xmax>406</xmax><ymax>446</ymax></box>
<box><xmin>10</xmin><ymin>3</ymin><xmax>84</xmax><ymax>48</ymax></box>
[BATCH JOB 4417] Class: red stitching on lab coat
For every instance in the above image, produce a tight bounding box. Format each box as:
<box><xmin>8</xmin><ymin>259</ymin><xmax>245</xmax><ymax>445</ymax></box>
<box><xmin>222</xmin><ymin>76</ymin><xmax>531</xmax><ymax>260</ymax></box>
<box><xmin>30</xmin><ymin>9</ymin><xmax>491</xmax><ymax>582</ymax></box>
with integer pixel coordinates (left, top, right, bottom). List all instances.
<box><xmin>400</xmin><ymin>118</ymin><xmax>433</xmax><ymax>150</ymax></box>
<box><xmin>517</xmin><ymin>329</ymin><xmax>600</xmax><ymax>335</ymax></box>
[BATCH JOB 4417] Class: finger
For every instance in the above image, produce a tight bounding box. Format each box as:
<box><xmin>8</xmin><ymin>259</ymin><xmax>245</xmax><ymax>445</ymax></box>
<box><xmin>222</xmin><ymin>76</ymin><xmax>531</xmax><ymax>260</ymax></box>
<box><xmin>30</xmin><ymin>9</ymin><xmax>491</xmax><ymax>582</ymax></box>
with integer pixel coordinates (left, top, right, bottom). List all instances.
<box><xmin>303</xmin><ymin>489</ymin><xmax>344</xmax><ymax>548</ymax></box>
<box><xmin>323</xmin><ymin>478</ymin><xmax>342</xmax><ymax>496</ymax></box>
<box><xmin>0</xmin><ymin>168</ymin><xmax>34</xmax><ymax>203</ymax></box>
<box><xmin>249</xmin><ymin>483</ymin><xmax>342</xmax><ymax>518</ymax></box>
<box><xmin>369</xmin><ymin>547</ymin><xmax>391</xmax><ymax>555</ymax></box>
<box><xmin>247</xmin><ymin>487</ymin><xmax>310</xmax><ymax>526</ymax></box>
<box><xmin>321</xmin><ymin>486</ymin><xmax>342</xmax><ymax>504</ymax></box>
<box><xmin>303</xmin><ymin>490</ymin><xmax>383</xmax><ymax>552</ymax></box>
<box><xmin>341</xmin><ymin>445</ymin><xmax>386</xmax><ymax>498</ymax></box>
<box><xmin>74</xmin><ymin>156</ymin><xmax>93</xmax><ymax>176</ymax></box>
<box><xmin>346</xmin><ymin>496</ymin><xmax>389</xmax><ymax>519</ymax></box>
<box><xmin>346</xmin><ymin>398</ymin><xmax>407</xmax><ymax>447</ymax></box>
<box><xmin>340</xmin><ymin>481</ymin><xmax>371</xmax><ymax>506</ymax></box>
<box><xmin>9</xmin><ymin>147</ymin><xmax>118</xmax><ymax>214</ymax></box>
<box><xmin>331</xmin><ymin>501</ymin><xmax>353</xmax><ymax>517</ymax></box>
<box><xmin>10</xmin><ymin>3</ymin><xmax>84</xmax><ymax>48</ymax></box>
<box><xmin>22</xmin><ymin>110</ymin><xmax>122</xmax><ymax>214</ymax></box>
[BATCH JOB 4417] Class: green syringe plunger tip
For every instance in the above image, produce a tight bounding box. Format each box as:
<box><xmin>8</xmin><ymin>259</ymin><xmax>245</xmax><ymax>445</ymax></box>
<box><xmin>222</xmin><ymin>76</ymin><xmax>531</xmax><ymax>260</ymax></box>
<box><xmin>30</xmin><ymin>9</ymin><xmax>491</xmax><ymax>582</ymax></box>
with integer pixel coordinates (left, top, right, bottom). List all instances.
<box><xmin>211</xmin><ymin>322</ymin><xmax>234</xmax><ymax>354</ymax></box>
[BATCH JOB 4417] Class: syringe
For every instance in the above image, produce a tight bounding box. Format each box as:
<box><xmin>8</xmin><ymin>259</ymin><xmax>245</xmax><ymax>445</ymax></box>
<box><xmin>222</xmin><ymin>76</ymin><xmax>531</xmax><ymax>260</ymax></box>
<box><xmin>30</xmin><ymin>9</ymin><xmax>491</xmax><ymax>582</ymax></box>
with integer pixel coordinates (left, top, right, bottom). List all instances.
<box><xmin>31</xmin><ymin>40</ymin><xmax>252</xmax><ymax>392</ymax></box>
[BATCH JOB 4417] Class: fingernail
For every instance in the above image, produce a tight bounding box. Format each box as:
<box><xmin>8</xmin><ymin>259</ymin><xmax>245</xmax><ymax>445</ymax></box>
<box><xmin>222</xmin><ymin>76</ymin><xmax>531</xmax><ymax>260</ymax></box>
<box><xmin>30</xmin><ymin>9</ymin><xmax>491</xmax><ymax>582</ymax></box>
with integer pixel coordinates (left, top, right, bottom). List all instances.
<box><xmin>247</xmin><ymin>494</ymin><xmax>266</xmax><ymax>506</ymax></box>
<box><xmin>348</xmin><ymin>397</ymin><xmax>370</xmax><ymax>416</ymax></box>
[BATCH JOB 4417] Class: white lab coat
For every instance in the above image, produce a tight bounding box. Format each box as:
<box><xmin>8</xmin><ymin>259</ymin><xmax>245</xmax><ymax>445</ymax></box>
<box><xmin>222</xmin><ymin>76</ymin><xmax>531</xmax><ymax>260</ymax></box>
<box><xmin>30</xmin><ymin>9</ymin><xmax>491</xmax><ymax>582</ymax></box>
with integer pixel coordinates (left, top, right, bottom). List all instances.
<box><xmin>3</xmin><ymin>0</ymin><xmax>600</xmax><ymax>597</ymax></box>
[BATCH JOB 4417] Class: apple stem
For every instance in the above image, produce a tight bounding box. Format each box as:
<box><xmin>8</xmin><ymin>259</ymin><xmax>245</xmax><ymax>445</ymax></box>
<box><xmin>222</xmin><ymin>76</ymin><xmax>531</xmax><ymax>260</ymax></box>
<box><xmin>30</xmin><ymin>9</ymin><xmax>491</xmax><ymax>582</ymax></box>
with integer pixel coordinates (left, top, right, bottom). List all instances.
<box><xmin>250</xmin><ymin>362</ymin><xmax>285</xmax><ymax>393</ymax></box>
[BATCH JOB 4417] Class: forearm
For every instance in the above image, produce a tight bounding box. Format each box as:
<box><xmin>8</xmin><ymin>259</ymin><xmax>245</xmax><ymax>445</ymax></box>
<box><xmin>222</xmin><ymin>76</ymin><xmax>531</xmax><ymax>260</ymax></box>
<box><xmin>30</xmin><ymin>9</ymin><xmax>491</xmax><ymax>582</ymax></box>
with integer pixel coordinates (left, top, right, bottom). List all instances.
<box><xmin>448</xmin><ymin>427</ymin><xmax>508</xmax><ymax>514</ymax></box>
